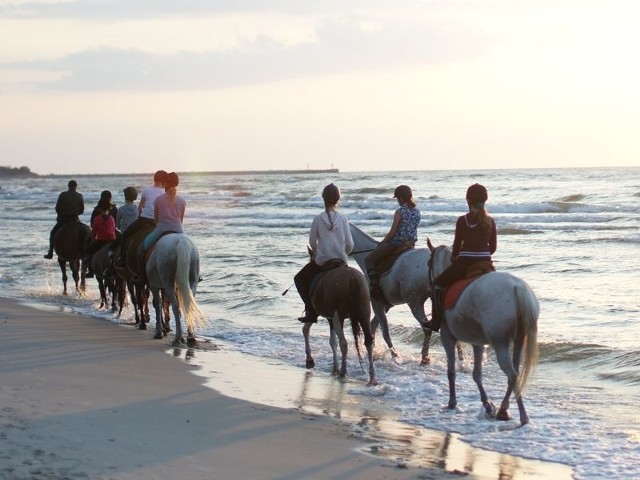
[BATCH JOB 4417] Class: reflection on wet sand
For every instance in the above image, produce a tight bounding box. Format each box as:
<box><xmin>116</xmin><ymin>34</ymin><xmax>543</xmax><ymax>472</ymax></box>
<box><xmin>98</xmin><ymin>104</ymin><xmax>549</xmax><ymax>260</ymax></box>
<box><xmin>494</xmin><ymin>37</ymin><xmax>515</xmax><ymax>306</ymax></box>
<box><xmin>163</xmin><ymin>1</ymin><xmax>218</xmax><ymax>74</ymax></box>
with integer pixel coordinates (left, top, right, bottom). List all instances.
<box><xmin>172</xmin><ymin>344</ymin><xmax>573</xmax><ymax>480</ymax></box>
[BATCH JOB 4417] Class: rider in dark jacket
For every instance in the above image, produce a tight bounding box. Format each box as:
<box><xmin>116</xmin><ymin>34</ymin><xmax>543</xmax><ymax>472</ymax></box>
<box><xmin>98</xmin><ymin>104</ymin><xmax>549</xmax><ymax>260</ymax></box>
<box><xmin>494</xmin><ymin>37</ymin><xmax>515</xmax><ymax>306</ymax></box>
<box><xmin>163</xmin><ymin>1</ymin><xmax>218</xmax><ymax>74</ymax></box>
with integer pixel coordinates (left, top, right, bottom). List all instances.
<box><xmin>423</xmin><ymin>183</ymin><xmax>497</xmax><ymax>332</ymax></box>
<box><xmin>44</xmin><ymin>180</ymin><xmax>85</xmax><ymax>259</ymax></box>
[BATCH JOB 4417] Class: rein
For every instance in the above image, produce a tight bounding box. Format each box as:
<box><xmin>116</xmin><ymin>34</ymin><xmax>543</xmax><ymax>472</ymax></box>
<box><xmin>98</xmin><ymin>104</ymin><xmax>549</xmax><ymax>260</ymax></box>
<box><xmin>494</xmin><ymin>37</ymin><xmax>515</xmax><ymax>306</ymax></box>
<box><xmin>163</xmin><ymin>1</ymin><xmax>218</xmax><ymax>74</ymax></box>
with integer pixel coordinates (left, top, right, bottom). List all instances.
<box><xmin>350</xmin><ymin>248</ymin><xmax>376</xmax><ymax>255</ymax></box>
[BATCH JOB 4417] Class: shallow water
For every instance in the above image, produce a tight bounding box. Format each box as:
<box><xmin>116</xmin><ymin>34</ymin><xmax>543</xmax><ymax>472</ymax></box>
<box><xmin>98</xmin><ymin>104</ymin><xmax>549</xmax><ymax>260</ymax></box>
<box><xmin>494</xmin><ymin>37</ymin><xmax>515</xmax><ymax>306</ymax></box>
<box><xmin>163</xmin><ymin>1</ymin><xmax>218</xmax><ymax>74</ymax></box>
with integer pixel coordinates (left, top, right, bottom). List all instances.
<box><xmin>2</xmin><ymin>167</ymin><xmax>639</xmax><ymax>479</ymax></box>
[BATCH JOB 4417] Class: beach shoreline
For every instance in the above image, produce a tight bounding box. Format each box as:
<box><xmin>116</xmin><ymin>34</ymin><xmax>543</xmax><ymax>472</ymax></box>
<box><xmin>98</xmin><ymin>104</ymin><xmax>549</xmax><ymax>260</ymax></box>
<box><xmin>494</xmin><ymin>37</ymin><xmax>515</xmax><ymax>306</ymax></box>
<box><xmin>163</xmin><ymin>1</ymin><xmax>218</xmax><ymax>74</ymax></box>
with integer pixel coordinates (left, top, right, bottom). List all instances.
<box><xmin>0</xmin><ymin>297</ymin><xmax>573</xmax><ymax>479</ymax></box>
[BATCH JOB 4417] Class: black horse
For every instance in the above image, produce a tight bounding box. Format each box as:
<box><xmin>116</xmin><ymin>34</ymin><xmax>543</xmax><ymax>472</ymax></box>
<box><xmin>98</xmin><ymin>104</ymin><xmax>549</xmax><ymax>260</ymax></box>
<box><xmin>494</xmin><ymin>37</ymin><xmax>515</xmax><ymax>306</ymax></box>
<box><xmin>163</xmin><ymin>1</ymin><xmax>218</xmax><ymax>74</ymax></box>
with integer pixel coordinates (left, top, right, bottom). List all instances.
<box><xmin>53</xmin><ymin>222</ymin><xmax>92</xmax><ymax>295</ymax></box>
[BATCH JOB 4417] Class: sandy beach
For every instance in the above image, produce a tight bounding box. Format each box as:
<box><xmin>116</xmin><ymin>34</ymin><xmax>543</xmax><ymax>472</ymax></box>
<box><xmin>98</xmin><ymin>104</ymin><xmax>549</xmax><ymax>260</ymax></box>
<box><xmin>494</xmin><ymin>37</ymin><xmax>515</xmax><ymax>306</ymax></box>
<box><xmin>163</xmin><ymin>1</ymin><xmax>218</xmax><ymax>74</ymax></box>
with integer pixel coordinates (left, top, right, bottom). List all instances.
<box><xmin>0</xmin><ymin>297</ymin><xmax>573</xmax><ymax>480</ymax></box>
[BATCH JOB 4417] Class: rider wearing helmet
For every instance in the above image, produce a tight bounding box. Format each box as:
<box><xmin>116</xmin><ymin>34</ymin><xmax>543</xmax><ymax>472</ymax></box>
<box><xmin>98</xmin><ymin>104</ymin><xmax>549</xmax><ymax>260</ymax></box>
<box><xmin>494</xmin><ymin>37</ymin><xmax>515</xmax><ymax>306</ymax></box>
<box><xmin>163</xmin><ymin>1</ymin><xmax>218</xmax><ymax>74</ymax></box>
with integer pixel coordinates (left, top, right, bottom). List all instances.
<box><xmin>364</xmin><ymin>185</ymin><xmax>420</xmax><ymax>300</ymax></box>
<box><xmin>294</xmin><ymin>183</ymin><xmax>354</xmax><ymax>323</ymax></box>
<box><xmin>423</xmin><ymin>183</ymin><xmax>497</xmax><ymax>332</ymax></box>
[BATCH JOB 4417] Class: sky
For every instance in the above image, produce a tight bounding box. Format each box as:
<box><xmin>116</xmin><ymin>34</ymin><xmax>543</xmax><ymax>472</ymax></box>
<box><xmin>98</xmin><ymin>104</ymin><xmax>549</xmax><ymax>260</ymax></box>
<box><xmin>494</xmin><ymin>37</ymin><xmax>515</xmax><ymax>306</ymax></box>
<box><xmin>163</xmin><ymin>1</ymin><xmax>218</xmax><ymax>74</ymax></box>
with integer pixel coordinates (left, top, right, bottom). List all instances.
<box><xmin>1</xmin><ymin>0</ymin><xmax>639</xmax><ymax>175</ymax></box>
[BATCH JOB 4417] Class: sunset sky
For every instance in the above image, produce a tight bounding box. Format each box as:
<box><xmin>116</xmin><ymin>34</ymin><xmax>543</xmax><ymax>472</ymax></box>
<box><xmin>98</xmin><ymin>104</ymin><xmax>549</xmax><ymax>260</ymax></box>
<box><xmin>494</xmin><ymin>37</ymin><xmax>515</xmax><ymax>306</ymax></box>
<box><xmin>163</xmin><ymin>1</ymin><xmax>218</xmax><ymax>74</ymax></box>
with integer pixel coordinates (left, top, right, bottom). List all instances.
<box><xmin>1</xmin><ymin>0</ymin><xmax>639</xmax><ymax>175</ymax></box>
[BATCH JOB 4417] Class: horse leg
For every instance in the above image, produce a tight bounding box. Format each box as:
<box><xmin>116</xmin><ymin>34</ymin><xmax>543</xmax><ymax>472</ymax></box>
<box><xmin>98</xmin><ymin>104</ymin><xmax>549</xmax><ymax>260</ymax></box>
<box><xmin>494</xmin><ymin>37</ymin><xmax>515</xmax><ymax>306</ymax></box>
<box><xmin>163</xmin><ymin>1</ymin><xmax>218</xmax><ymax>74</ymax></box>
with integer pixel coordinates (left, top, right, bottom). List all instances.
<box><xmin>71</xmin><ymin>259</ymin><xmax>81</xmax><ymax>293</ymax></box>
<box><xmin>359</xmin><ymin>313</ymin><xmax>377</xmax><ymax>386</ymax></box>
<box><xmin>472</xmin><ymin>345</ymin><xmax>496</xmax><ymax>418</ymax></box>
<box><xmin>328</xmin><ymin>323</ymin><xmax>339</xmax><ymax>376</ymax></box>
<box><xmin>302</xmin><ymin>322</ymin><xmax>315</xmax><ymax>369</ymax></box>
<box><xmin>164</xmin><ymin>287</ymin><xmax>184</xmax><ymax>346</ymax></box>
<box><xmin>408</xmin><ymin>301</ymin><xmax>432</xmax><ymax>364</ymax></box>
<box><xmin>58</xmin><ymin>259</ymin><xmax>68</xmax><ymax>295</ymax></box>
<box><xmin>331</xmin><ymin>312</ymin><xmax>348</xmax><ymax>378</ymax></box>
<box><xmin>151</xmin><ymin>288</ymin><xmax>164</xmax><ymax>340</ymax></box>
<box><xmin>372</xmin><ymin>301</ymin><xmax>397</xmax><ymax>358</ymax></box>
<box><xmin>440</xmin><ymin>327</ymin><xmax>459</xmax><ymax>409</ymax></box>
<box><xmin>494</xmin><ymin>343</ymin><xmax>525</xmax><ymax>423</ymax></box>
<box><xmin>162</xmin><ymin>292</ymin><xmax>171</xmax><ymax>334</ymax></box>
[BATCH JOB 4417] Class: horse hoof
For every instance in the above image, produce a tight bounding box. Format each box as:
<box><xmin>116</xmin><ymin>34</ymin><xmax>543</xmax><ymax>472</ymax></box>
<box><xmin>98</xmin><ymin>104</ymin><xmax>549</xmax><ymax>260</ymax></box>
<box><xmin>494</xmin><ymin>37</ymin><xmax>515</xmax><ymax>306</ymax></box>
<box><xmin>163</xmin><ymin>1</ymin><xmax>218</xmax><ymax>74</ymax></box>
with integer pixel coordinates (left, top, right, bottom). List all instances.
<box><xmin>484</xmin><ymin>401</ymin><xmax>498</xmax><ymax>418</ymax></box>
<box><xmin>154</xmin><ymin>332</ymin><xmax>163</xmax><ymax>339</ymax></box>
<box><xmin>139</xmin><ymin>323</ymin><xmax>147</xmax><ymax>330</ymax></box>
<box><xmin>305</xmin><ymin>359</ymin><xmax>315</xmax><ymax>369</ymax></box>
<box><xmin>420</xmin><ymin>355</ymin><xmax>431</xmax><ymax>365</ymax></box>
<box><xmin>496</xmin><ymin>409</ymin><xmax>512</xmax><ymax>421</ymax></box>
<box><xmin>187</xmin><ymin>337</ymin><xmax>197</xmax><ymax>348</ymax></box>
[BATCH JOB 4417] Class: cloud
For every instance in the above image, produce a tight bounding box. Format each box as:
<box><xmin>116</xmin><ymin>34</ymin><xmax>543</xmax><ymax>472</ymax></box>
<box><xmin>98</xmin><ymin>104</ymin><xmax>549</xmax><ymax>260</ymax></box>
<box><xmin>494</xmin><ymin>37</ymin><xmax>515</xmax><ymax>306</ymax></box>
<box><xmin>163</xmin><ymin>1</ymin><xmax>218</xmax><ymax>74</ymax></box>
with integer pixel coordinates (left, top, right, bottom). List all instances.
<box><xmin>8</xmin><ymin>17</ymin><xmax>485</xmax><ymax>91</ymax></box>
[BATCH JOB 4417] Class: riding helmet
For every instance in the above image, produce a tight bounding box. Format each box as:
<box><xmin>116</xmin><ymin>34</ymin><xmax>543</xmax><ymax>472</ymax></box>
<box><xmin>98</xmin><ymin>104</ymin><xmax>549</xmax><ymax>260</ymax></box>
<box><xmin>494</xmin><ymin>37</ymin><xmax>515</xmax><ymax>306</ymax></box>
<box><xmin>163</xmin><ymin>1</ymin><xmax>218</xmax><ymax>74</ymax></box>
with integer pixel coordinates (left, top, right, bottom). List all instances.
<box><xmin>322</xmin><ymin>183</ymin><xmax>341</xmax><ymax>204</ymax></box>
<box><xmin>393</xmin><ymin>185</ymin><xmax>412</xmax><ymax>200</ymax></box>
<box><xmin>466</xmin><ymin>183</ymin><xmax>488</xmax><ymax>205</ymax></box>
<box><xmin>100</xmin><ymin>190</ymin><xmax>112</xmax><ymax>200</ymax></box>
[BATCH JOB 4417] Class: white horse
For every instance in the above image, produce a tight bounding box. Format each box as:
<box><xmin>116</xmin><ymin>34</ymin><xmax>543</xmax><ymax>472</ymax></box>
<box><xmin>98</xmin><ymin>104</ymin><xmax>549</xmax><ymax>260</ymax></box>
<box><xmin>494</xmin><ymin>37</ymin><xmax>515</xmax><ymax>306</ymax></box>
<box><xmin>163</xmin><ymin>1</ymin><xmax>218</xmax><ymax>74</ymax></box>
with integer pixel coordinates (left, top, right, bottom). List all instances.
<box><xmin>146</xmin><ymin>233</ymin><xmax>205</xmax><ymax>347</ymax></box>
<box><xmin>349</xmin><ymin>223</ymin><xmax>436</xmax><ymax>363</ymax></box>
<box><xmin>428</xmin><ymin>240</ymin><xmax>539</xmax><ymax>425</ymax></box>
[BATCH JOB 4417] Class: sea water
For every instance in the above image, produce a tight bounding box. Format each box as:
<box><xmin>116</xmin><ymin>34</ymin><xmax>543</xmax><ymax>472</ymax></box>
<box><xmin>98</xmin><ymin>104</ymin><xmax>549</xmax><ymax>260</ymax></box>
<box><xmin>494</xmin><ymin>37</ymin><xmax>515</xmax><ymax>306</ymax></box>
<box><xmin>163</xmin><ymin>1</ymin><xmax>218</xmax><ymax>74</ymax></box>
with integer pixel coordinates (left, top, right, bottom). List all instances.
<box><xmin>1</xmin><ymin>167</ymin><xmax>639</xmax><ymax>479</ymax></box>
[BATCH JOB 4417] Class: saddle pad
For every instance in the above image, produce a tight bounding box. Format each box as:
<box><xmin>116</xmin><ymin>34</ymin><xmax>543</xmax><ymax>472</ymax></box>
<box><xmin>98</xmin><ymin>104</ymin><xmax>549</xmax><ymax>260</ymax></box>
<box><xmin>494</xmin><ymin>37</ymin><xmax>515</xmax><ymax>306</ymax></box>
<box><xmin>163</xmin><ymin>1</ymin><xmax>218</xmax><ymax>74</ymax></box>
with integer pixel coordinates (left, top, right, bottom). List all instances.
<box><xmin>443</xmin><ymin>275</ymin><xmax>482</xmax><ymax>310</ymax></box>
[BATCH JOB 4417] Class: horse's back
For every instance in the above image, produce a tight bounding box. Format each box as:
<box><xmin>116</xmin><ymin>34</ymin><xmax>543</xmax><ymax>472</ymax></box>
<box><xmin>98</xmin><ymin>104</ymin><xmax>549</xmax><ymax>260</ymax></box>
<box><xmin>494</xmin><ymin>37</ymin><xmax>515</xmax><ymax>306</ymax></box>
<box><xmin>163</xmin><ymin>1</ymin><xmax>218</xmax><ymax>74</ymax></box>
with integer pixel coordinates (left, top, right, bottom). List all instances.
<box><xmin>312</xmin><ymin>266</ymin><xmax>369</xmax><ymax>318</ymax></box>
<box><xmin>54</xmin><ymin>222</ymin><xmax>91</xmax><ymax>260</ymax></box>
<box><xmin>381</xmin><ymin>248</ymin><xmax>430</xmax><ymax>303</ymax></box>
<box><xmin>147</xmin><ymin>233</ymin><xmax>199</xmax><ymax>288</ymax></box>
<box><xmin>447</xmin><ymin>271</ymin><xmax>538</xmax><ymax>343</ymax></box>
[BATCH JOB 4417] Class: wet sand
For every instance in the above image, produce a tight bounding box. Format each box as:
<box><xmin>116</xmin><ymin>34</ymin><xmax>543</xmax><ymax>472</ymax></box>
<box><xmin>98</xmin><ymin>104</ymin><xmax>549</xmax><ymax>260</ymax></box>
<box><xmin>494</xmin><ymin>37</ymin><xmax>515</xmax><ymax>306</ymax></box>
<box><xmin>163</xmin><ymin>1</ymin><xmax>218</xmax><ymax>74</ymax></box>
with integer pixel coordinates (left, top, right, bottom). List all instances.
<box><xmin>0</xmin><ymin>297</ymin><xmax>573</xmax><ymax>479</ymax></box>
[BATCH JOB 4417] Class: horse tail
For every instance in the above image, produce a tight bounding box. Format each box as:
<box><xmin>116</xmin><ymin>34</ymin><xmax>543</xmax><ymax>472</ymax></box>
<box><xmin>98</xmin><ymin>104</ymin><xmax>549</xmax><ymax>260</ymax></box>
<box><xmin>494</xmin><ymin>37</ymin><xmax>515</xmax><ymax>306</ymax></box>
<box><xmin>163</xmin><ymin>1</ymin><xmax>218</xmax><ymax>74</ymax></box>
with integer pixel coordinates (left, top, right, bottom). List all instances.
<box><xmin>174</xmin><ymin>237</ymin><xmax>205</xmax><ymax>331</ymax></box>
<box><xmin>514</xmin><ymin>283</ymin><xmax>539</xmax><ymax>397</ymax></box>
<box><xmin>350</xmin><ymin>272</ymin><xmax>367</xmax><ymax>362</ymax></box>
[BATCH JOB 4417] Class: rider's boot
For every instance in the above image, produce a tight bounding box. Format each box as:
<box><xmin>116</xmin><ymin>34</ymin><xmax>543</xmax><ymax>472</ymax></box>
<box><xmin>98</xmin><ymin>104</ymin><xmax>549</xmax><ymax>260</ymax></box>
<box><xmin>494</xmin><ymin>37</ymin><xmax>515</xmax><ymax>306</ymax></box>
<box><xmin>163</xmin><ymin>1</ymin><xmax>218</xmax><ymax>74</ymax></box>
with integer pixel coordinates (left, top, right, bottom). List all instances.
<box><xmin>367</xmin><ymin>271</ymin><xmax>383</xmax><ymax>300</ymax></box>
<box><xmin>43</xmin><ymin>250</ymin><xmax>54</xmax><ymax>259</ymax></box>
<box><xmin>298</xmin><ymin>304</ymin><xmax>318</xmax><ymax>323</ymax></box>
<box><xmin>83</xmin><ymin>255</ymin><xmax>94</xmax><ymax>278</ymax></box>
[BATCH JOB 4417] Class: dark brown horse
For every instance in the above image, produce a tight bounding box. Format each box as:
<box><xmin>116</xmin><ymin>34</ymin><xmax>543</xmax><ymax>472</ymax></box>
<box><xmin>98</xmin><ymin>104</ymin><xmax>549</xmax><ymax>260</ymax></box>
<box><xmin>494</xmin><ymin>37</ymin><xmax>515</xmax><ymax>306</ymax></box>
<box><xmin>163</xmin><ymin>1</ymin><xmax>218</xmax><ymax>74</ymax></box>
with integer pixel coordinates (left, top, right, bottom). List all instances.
<box><xmin>53</xmin><ymin>221</ymin><xmax>92</xmax><ymax>295</ymax></box>
<box><xmin>90</xmin><ymin>243</ymin><xmax>123</xmax><ymax>313</ymax></box>
<box><xmin>302</xmin><ymin>265</ymin><xmax>376</xmax><ymax>385</ymax></box>
<box><xmin>120</xmin><ymin>226</ymin><xmax>169</xmax><ymax>331</ymax></box>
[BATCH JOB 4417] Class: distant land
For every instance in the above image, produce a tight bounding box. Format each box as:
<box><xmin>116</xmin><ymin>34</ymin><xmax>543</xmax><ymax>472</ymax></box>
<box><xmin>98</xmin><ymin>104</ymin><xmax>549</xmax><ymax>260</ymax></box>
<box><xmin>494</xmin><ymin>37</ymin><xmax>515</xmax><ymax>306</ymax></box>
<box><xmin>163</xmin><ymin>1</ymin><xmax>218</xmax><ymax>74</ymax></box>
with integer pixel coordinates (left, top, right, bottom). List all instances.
<box><xmin>0</xmin><ymin>167</ymin><xmax>339</xmax><ymax>177</ymax></box>
<box><xmin>0</xmin><ymin>166</ymin><xmax>38</xmax><ymax>178</ymax></box>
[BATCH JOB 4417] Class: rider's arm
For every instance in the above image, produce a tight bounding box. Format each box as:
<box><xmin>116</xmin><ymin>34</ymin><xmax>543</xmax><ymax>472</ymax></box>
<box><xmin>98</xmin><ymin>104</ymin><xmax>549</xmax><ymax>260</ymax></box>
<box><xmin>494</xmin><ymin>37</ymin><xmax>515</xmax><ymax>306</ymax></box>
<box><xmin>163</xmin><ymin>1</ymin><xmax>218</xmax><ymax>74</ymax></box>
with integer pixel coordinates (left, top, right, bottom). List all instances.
<box><xmin>381</xmin><ymin>209</ymin><xmax>402</xmax><ymax>243</ymax></box>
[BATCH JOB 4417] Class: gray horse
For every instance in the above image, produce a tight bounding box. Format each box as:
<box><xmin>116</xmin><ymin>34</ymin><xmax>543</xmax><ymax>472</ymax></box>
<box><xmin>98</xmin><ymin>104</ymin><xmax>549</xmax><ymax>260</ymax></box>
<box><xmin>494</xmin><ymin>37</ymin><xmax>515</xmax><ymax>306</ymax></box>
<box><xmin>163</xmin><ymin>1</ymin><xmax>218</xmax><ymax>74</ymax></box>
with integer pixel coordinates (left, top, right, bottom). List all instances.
<box><xmin>145</xmin><ymin>233</ymin><xmax>204</xmax><ymax>347</ymax></box>
<box><xmin>428</xmin><ymin>241</ymin><xmax>539</xmax><ymax>425</ymax></box>
<box><xmin>349</xmin><ymin>223</ymin><xmax>434</xmax><ymax>363</ymax></box>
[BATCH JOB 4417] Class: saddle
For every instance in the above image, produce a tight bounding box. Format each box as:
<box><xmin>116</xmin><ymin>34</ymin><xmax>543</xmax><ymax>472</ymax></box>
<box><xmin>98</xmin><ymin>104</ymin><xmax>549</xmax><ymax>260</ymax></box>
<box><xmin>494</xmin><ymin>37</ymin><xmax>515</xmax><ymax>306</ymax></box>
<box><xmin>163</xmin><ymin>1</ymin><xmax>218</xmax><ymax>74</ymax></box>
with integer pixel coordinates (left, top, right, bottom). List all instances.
<box><xmin>442</xmin><ymin>261</ymin><xmax>495</xmax><ymax>310</ymax></box>
<box><xmin>309</xmin><ymin>259</ymin><xmax>346</xmax><ymax>294</ymax></box>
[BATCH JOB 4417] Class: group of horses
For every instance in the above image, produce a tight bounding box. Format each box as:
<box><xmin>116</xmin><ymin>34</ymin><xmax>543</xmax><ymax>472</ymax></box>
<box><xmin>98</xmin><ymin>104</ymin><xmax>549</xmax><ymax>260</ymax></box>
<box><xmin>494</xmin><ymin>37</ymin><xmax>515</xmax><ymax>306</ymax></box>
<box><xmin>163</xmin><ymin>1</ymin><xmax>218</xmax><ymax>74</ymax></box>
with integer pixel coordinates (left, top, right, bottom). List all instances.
<box><xmin>302</xmin><ymin>223</ymin><xmax>539</xmax><ymax>426</ymax></box>
<box><xmin>50</xmin><ymin>221</ymin><xmax>203</xmax><ymax>347</ymax></box>
<box><xmin>50</xmin><ymin>220</ymin><xmax>539</xmax><ymax>426</ymax></box>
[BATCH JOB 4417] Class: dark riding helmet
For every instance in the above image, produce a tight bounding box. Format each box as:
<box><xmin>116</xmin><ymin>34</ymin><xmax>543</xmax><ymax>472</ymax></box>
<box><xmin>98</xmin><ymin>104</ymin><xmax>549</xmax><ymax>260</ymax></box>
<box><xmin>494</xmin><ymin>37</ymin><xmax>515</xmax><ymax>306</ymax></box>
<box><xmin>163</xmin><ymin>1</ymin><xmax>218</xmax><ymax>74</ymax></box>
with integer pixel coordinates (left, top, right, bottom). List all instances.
<box><xmin>154</xmin><ymin>170</ymin><xmax>168</xmax><ymax>183</ymax></box>
<box><xmin>322</xmin><ymin>183</ymin><xmax>341</xmax><ymax>204</ymax></box>
<box><xmin>466</xmin><ymin>183</ymin><xmax>488</xmax><ymax>206</ymax></box>
<box><xmin>123</xmin><ymin>186</ymin><xmax>138</xmax><ymax>202</ymax></box>
<box><xmin>165</xmin><ymin>172</ymin><xmax>179</xmax><ymax>189</ymax></box>
<box><xmin>100</xmin><ymin>190</ymin><xmax>112</xmax><ymax>201</ymax></box>
<box><xmin>393</xmin><ymin>185</ymin><xmax>412</xmax><ymax>200</ymax></box>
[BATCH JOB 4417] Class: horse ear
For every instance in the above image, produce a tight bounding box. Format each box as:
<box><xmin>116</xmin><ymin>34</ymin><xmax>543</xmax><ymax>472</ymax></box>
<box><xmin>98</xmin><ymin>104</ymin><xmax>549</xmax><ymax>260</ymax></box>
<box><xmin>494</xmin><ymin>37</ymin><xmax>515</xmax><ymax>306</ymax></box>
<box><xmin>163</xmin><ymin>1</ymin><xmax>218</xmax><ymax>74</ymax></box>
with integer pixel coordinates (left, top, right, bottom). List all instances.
<box><xmin>427</xmin><ymin>238</ymin><xmax>435</xmax><ymax>253</ymax></box>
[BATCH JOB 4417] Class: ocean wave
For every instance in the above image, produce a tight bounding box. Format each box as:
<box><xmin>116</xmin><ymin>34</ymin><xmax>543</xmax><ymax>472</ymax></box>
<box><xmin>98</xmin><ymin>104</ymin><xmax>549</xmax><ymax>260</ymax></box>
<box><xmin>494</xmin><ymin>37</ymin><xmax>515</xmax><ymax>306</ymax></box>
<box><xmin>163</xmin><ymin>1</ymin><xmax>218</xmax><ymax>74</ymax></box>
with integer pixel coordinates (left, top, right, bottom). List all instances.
<box><xmin>498</xmin><ymin>227</ymin><xmax>542</xmax><ymax>235</ymax></box>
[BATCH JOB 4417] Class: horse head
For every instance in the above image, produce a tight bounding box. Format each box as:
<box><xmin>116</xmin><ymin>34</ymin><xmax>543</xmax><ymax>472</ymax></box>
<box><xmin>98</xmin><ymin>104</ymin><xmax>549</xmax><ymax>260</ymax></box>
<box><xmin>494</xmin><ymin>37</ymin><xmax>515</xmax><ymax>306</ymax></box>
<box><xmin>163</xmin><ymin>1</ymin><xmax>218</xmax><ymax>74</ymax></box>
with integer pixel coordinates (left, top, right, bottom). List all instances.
<box><xmin>427</xmin><ymin>239</ymin><xmax>452</xmax><ymax>279</ymax></box>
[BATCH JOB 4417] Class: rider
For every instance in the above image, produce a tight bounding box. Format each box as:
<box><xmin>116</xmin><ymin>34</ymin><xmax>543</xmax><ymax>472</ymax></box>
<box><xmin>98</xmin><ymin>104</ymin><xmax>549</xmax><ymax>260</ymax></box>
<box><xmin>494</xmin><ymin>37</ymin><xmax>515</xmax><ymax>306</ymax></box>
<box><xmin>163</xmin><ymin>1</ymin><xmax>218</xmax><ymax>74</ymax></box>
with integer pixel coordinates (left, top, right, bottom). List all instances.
<box><xmin>294</xmin><ymin>183</ymin><xmax>354</xmax><ymax>324</ymax></box>
<box><xmin>84</xmin><ymin>198</ymin><xmax>117</xmax><ymax>278</ymax></box>
<box><xmin>137</xmin><ymin>171</ymin><xmax>186</xmax><ymax>282</ymax></box>
<box><xmin>115</xmin><ymin>170</ymin><xmax>167</xmax><ymax>268</ymax></box>
<box><xmin>90</xmin><ymin>190</ymin><xmax>118</xmax><ymax>225</ymax></box>
<box><xmin>364</xmin><ymin>185</ymin><xmax>420</xmax><ymax>300</ymax></box>
<box><xmin>115</xmin><ymin>186</ymin><xmax>139</xmax><ymax>234</ymax></box>
<box><xmin>423</xmin><ymin>183</ymin><xmax>497</xmax><ymax>332</ymax></box>
<box><xmin>44</xmin><ymin>179</ymin><xmax>85</xmax><ymax>259</ymax></box>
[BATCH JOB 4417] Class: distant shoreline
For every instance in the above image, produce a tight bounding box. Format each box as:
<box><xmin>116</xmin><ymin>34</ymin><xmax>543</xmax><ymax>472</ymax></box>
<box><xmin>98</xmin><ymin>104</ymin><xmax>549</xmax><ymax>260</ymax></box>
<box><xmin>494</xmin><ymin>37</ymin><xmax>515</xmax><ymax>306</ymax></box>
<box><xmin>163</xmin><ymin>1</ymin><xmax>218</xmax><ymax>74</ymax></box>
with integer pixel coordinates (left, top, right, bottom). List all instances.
<box><xmin>21</xmin><ymin>168</ymin><xmax>340</xmax><ymax>177</ymax></box>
